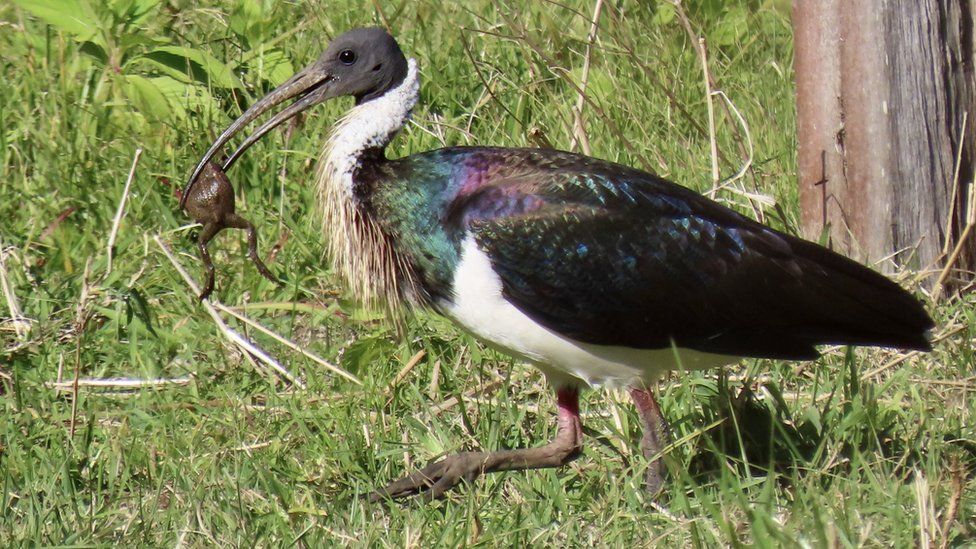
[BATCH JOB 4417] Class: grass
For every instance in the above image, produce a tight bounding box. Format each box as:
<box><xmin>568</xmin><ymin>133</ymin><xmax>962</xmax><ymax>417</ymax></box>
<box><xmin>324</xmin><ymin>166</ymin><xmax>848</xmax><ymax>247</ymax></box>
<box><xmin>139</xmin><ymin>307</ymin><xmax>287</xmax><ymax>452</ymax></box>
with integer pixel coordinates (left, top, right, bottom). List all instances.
<box><xmin>1</xmin><ymin>0</ymin><xmax>973</xmax><ymax>546</ymax></box>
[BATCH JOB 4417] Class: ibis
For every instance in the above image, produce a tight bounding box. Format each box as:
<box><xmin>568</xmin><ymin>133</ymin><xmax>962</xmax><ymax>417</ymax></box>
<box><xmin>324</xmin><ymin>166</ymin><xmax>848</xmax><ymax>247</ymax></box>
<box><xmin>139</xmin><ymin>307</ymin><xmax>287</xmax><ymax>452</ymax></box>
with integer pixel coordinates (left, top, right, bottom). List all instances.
<box><xmin>184</xmin><ymin>27</ymin><xmax>934</xmax><ymax>500</ymax></box>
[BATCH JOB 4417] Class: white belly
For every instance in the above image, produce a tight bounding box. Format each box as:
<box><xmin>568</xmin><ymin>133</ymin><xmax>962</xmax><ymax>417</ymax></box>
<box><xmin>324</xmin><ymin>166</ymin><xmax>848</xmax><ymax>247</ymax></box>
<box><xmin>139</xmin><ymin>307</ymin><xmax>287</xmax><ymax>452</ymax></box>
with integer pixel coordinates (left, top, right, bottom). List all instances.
<box><xmin>439</xmin><ymin>237</ymin><xmax>736</xmax><ymax>388</ymax></box>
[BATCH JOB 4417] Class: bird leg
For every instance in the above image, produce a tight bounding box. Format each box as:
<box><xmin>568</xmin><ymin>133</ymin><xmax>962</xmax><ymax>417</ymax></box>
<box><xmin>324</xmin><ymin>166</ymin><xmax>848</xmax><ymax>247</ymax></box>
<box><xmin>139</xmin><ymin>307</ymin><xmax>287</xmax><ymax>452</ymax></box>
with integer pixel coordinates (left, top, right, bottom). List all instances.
<box><xmin>629</xmin><ymin>385</ymin><xmax>671</xmax><ymax>495</ymax></box>
<box><xmin>370</xmin><ymin>386</ymin><xmax>583</xmax><ymax>501</ymax></box>
<box><xmin>196</xmin><ymin>222</ymin><xmax>221</xmax><ymax>301</ymax></box>
<box><xmin>224</xmin><ymin>213</ymin><xmax>278</xmax><ymax>284</ymax></box>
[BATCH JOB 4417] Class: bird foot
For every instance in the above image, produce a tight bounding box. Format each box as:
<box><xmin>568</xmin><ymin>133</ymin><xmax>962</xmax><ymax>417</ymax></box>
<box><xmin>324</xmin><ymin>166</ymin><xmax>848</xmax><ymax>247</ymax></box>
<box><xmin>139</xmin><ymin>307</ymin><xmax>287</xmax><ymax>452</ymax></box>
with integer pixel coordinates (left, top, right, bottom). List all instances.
<box><xmin>369</xmin><ymin>388</ymin><xmax>583</xmax><ymax>503</ymax></box>
<box><xmin>369</xmin><ymin>451</ymin><xmax>490</xmax><ymax>502</ymax></box>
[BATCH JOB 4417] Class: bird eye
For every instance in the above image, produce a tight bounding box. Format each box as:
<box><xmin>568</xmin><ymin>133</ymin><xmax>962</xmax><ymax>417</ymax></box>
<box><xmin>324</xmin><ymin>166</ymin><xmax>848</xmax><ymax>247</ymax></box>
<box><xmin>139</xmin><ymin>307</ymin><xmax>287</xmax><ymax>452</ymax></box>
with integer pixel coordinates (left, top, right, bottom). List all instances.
<box><xmin>338</xmin><ymin>49</ymin><xmax>356</xmax><ymax>65</ymax></box>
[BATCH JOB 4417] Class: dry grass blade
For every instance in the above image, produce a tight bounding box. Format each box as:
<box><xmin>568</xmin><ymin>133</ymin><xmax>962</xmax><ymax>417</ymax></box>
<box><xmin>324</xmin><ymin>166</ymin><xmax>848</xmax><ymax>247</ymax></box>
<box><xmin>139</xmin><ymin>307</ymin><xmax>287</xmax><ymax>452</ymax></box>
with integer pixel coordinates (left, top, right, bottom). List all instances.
<box><xmin>938</xmin><ymin>457</ymin><xmax>965</xmax><ymax>549</ymax></box>
<box><xmin>401</xmin><ymin>430</ymin><xmax>411</xmax><ymax>473</ymax></box>
<box><xmin>669</xmin><ymin>1</ymin><xmax>720</xmax><ymax>192</ymax></box>
<box><xmin>154</xmin><ymin>235</ymin><xmax>307</xmax><ymax>390</ymax></box>
<box><xmin>910</xmin><ymin>377</ymin><xmax>975</xmax><ymax>390</ymax></box>
<box><xmin>47</xmin><ymin>376</ymin><xmax>192</xmax><ymax>391</ymax></box>
<box><xmin>699</xmin><ymin>36</ymin><xmax>720</xmax><ymax>191</ymax></box>
<box><xmin>423</xmin><ymin>378</ymin><xmax>507</xmax><ymax>417</ymax></box>
<box><xmin>213</xmin><ymin>302</ymin><xmax>361</xmax><ymax>385</ymax></box>
<box><xmin>568</xmin><ymin>0</ymin><xmax>603</xmax><ymax>155</ymax></box>
<box><xmin>940</xmin><ymin>111</ymin><xmax>967</xmax><ymax>259</ymax></box>
<box><xmin>914</xmin><ymin>469</ymin><xmax>938</xmax><ymax>548</ymax></box>
<box><xmin>384</xmin><ymin>349</ymin><xmax>427</xmax><ymax>395</ymax></box>
<box><xmin>707</xmin><ymin>90</ymin><xmax>771</xmax><ymax>213</ymax></box>
<box><xmin>231</xmin><ymin>440</ymin><xmax>272</xmax><ymax>454</ymax></box>
<box><xmin>226</xmin><ymin>300</ymin><xmax>335</xmax><ymax>314</ymax></box>
<box><xmin>0</xmin><ymin>239</ymin><xmax>30</xmax><ymax>340</ymax></box>
<box><xmin>646</xmin><ymin>501</ymin><xmax>683</xmax><ymax>524</ymax></box>
<box><xmin>933</xmin><ymin>180</ymin><xmax>975</xmax><ymax>299</ymax></box>
<box><xmin>107</xmin><ymin>148</ymin><xmax>143</xmax><ymax>275</ymax></box>
<box><xmin>428</xmin><ymin>358</ymin><xmax>442</xmax><ymax>398</ymax></box>
<box><xmin>70</xmin><ymin>257</ymin><xmax>94</xmax><ymax>437</ymax></box>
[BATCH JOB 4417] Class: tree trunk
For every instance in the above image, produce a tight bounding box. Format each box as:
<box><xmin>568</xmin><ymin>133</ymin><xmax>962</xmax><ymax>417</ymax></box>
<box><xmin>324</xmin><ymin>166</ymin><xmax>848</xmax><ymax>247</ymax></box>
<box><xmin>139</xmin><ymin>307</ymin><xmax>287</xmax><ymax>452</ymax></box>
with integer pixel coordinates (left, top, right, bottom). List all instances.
<box><xmin>793</xmin><ymin>0</ymin><xmax>975</xmax><ymax>289</ymax></box>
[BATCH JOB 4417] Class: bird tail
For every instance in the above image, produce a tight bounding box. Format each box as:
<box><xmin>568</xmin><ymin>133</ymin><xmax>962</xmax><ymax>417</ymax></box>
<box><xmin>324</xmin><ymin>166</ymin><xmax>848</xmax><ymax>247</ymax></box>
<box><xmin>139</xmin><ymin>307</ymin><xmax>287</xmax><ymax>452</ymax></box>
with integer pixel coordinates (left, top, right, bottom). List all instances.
<box><xmin>790</xmin><ymin>237</ymin><xmax>935</xmax><ymax>351</ymax></box>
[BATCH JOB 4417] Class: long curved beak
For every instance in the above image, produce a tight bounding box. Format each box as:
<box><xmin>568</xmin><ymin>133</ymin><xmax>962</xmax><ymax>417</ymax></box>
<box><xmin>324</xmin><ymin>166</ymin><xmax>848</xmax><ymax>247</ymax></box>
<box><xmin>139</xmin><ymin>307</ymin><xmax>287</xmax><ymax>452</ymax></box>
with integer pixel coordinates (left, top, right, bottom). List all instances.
<box><xmin>181</xmin><ymin>62</ymin><xmax>336</xmax><ymax>209</ymax></box>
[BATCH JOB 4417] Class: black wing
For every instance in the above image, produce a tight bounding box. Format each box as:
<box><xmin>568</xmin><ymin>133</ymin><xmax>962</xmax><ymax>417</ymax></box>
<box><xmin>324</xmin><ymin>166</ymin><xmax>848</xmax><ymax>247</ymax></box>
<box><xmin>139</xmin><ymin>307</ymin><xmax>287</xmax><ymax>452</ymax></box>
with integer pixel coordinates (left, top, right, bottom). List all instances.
<box><xmin>447</xmin><ymin>149</ymin><xmax>933</xmax><ymax>360</ymax></box>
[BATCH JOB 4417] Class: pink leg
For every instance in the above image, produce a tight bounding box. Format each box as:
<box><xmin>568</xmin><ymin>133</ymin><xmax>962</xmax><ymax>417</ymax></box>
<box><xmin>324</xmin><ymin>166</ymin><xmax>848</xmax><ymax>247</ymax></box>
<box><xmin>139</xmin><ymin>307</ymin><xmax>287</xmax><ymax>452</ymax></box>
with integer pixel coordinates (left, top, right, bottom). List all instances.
<box><xmin>629</xmin><ymin>386</ymin><xmax>671</xmax><ymax>494</ymax></box>
<box><xmin>371</xmin><ymin>387</ymin><xmax>584</xmax><ymax>501</ymax></box>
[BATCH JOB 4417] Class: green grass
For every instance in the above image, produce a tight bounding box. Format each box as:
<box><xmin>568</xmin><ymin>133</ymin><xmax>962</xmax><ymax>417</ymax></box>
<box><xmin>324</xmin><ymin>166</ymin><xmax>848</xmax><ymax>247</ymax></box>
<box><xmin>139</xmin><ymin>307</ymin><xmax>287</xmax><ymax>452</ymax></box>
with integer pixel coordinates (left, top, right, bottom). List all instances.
<box><xmin>1</xmin><ymin>0</ymin><xmax>973</xmax><ymax>546</ymax></box>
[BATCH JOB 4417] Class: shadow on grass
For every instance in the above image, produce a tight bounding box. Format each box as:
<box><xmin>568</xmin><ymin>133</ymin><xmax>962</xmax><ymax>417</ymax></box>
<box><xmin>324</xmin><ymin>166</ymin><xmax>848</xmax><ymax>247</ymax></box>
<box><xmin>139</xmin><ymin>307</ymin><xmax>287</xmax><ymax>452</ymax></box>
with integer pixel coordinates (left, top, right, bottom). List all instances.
<box><xmin>681</xmin><ymin>379</ymin><xmax>976</xmax><ymax>488</ymax></box>
<box><xmin>687</xmin><ymin>383</ymin><xmax>818</xmax><ymax>486</ymax></box>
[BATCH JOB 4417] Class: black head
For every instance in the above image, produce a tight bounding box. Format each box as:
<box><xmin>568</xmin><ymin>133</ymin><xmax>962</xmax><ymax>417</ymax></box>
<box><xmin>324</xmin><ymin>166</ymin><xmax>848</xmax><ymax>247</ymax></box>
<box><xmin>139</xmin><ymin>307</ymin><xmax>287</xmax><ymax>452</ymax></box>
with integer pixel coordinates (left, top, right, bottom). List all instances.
<box><xmin>181</xmin><ymin>27</ymin><xmax>409</xmax><ymax>208</ymax></box>
<box><xmin>318</xmin><ymin>27</ymin><xmax>409</xmax><ymax>105</ymax></box>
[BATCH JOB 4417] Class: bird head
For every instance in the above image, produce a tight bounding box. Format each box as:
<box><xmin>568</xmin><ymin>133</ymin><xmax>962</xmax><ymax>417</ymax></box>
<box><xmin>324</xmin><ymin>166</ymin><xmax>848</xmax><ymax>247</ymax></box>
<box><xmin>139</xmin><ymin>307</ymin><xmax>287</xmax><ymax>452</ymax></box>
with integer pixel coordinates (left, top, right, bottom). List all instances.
<box><xmin>181</xmin><ymin>27</ymin><xmax>408</xmax><ymax>208</ymax></box>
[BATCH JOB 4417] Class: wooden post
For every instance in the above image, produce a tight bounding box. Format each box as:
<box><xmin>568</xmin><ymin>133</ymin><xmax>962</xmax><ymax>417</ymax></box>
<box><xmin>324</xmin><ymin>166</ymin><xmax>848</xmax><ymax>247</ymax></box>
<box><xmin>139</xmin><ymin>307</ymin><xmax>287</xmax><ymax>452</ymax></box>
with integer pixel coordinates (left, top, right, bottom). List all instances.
<box><xmin>793</xmin><ymin>0</ymin><xmax>975</xmax><ymax>288</ymax></box>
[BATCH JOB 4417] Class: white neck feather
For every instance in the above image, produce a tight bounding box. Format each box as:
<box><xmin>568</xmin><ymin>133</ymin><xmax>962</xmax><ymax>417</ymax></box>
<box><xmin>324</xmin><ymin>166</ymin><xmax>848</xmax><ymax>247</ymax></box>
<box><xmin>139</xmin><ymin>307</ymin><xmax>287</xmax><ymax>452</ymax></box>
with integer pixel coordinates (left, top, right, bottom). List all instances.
<box><xmin>316</xmin><ymin>59</ymin><xmax>420</xmax><ymax>312</ymax></box>
<box><xmin>320</xmin><ymin>59</ymin><xmax>420</xmax><ymax>193</ymax></box>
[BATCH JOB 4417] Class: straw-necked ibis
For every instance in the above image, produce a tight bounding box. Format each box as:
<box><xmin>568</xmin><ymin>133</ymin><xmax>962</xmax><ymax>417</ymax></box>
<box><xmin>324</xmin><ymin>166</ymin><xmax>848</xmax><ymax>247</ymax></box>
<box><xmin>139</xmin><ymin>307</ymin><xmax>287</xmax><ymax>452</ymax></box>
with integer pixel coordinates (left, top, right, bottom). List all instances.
<box><xmin>184</xmin><ymin>27</ymin><xmax>934</xmax><ymax>501</ymax></box>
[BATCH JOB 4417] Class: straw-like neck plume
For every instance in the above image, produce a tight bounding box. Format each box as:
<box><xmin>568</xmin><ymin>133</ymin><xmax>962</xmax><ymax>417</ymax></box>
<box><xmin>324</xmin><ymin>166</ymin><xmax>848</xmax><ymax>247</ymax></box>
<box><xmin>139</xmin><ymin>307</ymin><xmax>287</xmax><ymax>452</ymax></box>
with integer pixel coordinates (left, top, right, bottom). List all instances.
<box><xmin>317</xmin><ymin>59</ymin><xmax>421</xmax><ymax>312</ymax></box>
